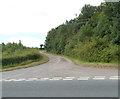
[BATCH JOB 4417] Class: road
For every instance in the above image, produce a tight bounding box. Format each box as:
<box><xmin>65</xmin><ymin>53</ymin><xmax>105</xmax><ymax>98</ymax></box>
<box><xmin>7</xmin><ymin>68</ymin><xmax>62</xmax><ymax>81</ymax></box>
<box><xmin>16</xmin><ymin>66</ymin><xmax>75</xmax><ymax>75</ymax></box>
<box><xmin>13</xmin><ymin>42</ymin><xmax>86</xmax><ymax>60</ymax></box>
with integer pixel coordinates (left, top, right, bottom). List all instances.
<box><xmin>2</xmin><ymin>51</ymin><xmax>118</xmax><ymax>79</ymax></box>
<box><xmin>1</xmin><ymin>51</ymin><xmax>119</xmax><ymax>97</ymax></box>
<box><xmin>2</xmin><ymin>80</ymin><xmax>118</xmax><ymax>97</ymax></box>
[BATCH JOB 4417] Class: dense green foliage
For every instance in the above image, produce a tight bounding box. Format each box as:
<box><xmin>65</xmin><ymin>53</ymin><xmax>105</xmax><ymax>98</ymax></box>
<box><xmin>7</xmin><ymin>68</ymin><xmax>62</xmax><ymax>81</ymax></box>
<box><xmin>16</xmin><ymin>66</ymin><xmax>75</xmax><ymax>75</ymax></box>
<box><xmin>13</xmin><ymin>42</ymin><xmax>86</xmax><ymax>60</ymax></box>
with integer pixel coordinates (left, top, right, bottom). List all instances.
<box><xmin>1</xmin><ymin>42</ymin><xmax>42</xmax><ymax>67</ymax></box>
<box><xmin>45</xmin><ymin>2</ymin><xmax>120</xmax><ymax>63</ymax></box>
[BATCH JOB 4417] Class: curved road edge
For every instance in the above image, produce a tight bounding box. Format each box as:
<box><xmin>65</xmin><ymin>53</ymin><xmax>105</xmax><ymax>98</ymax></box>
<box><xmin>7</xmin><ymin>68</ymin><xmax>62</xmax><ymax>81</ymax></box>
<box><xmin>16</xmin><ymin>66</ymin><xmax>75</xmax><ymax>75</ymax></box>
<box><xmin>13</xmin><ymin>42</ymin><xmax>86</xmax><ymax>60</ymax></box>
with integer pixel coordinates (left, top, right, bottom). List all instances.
<box><xmin>44</xmin><ymin>51</ymin><xmax>118</xmax><ymax>69</ymax></box>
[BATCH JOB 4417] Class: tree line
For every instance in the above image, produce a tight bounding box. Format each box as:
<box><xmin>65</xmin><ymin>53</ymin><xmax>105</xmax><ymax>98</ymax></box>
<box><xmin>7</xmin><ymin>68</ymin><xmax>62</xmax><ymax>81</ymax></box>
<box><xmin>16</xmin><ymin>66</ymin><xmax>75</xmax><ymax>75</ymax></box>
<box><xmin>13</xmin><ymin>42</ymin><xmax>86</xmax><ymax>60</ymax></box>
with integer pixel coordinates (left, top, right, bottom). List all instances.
<box><xmin>45</xmin><ymin>2</ymin><xmax>120</xmax><ymax>63</ymax></box>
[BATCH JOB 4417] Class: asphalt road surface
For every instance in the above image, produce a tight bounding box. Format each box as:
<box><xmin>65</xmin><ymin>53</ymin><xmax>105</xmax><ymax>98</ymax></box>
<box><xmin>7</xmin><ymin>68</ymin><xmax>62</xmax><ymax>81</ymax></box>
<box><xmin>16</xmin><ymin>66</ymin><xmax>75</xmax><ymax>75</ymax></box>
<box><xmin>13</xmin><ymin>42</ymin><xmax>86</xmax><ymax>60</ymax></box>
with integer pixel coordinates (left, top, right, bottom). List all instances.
<box><xmin>1</xmin><ymin>51</ymin><xmax>119</xmax><ymax>97</ymax></box>
<box><xmin>2</xmin><ymin>80</ymin><xmax>118</xmax><ymax>97</ymax></box>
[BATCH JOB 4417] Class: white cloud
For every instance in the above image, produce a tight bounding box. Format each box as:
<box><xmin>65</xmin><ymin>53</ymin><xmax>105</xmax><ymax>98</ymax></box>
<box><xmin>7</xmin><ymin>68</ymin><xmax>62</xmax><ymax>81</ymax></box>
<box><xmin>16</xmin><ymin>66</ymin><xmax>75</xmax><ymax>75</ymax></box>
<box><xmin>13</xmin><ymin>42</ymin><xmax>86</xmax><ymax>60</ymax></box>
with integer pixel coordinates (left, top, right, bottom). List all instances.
<box><xmin>0</xmin><ymin>0</ymin><xmax>104</xmax><ymax>35</ymax></box>
<box><xmin>0</xmin><ymin>0</ymin><xmax>104</xmax><ymax>47</ymax></box>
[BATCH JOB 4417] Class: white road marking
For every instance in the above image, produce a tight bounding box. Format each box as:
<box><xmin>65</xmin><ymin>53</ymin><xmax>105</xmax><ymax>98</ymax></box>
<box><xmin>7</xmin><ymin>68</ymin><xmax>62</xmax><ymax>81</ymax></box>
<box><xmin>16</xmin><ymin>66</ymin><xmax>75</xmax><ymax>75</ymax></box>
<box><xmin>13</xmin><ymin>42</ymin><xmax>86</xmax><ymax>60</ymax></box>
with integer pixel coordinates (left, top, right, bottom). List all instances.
<box><xmin>40</xmin><ymin>78</ymin><xmax>49</xmax><ymax>81</ymax></box>
<box><xmin>65</xmin><ymin>77</ymin><xmax>75</xmax><ymax>79</ymax></box>
<box><xmin>1</xmin><ymin>76</ymin><xmax>119</xmax><ymax>82</ymax></box>
<box><xmin>109</xmin><ymin>76</ymin><xmax>119</xmax><ymax>80</ymax></box>
<box><xmin>11</xmin><ymin>79</ymin><xmax>26</xmax><ymax>81</ymax></box>
<box><xmin>93</xmin><ymin>76</ymin><xmax>105</xmax><ymax>80</ymax></box>
<box><xmin>2</xmin><ymin>79</ymin><xmax>10</xmax><ymax>82</ymax></box>
<box><xmin>62</xmin><ymin>77</ymin><xmax>75</xmax><ymax>80</ymax></box>
<box><xmin>63</xmin><ymin>78</ymin><xmax>73</xmax><ymax>80</ymax></box>
<box><xmin>25</xmin><ymin>78</ymin><xmax>38</xmax><ymax>81</ymax></box>
<box><xmin>3</xmin><ymin>79</ymin><xmax>16</xmax><ymax>81</ymax></box>
<box><xmin>63</xmin><ymin>77</ymin><xmax>74</xmax><ymax>80</ymax></box>
<box><xmin>77</xmin><ymin>77</ymin><xmax>89</xmax><ymax>80</ymax></box>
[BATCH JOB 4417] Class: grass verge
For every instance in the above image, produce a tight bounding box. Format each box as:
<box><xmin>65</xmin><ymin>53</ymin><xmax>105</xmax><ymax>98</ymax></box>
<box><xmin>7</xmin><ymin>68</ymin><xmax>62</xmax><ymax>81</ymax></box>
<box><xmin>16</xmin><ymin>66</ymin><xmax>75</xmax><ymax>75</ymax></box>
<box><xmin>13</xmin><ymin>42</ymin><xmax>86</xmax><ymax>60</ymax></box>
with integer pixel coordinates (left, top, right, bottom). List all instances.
<box><xmin>0</xmin><ymin>52</ymin><xmax>49</xmax><ymax>72</ymax></box>
<box><xmin>44</xmin><ymin>51</ymin><xmax>118</xmax><ymax>69</ymax></box>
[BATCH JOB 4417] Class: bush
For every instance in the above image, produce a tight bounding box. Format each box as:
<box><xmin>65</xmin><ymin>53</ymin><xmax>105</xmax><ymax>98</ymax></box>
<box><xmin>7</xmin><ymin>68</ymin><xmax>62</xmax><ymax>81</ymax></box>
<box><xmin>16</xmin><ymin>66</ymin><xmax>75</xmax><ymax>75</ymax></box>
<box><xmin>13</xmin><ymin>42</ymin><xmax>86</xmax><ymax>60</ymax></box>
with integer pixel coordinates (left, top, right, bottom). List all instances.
<box><xmin>2</xmin><ymin>49</ymin><xmax>42</xmax><ymax>67</ymax></box>
<box><xmin>71</xmin><ymin>38</ymin><xmax>118</xmax><ymax>63</ymax></box>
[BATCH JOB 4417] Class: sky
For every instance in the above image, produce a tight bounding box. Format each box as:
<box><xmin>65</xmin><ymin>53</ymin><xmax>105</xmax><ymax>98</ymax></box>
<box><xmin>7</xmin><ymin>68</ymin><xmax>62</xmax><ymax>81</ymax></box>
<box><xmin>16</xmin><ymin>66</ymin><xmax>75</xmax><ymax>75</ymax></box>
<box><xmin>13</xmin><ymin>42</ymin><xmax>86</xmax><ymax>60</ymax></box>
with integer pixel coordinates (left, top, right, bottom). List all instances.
<box><xmin>0</xmin><ymin>0</ymin><xmax>104</xmax><ymax>48</ymax></box>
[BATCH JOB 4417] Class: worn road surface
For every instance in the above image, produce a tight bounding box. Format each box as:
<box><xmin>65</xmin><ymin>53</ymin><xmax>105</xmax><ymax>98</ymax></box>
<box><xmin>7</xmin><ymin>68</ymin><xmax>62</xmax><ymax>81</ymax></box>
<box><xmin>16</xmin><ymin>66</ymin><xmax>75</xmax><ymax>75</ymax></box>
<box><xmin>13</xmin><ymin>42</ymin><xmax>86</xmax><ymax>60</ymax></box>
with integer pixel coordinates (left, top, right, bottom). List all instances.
<box><xmin>1</xmin><ymin>51</ymin><xmax>119</xmax><ymax>97</ymax></box>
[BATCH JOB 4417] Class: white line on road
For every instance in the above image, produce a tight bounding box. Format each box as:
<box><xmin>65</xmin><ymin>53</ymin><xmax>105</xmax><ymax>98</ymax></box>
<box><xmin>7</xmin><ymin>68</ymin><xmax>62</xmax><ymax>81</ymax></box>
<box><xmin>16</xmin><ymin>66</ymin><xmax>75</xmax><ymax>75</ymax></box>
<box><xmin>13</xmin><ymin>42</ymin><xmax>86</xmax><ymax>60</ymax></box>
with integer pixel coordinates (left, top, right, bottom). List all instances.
<box><xmin>63</xmin><ymin>77</ymin><xmax>75</xmax><ymax>80</ymax></box>
<box><xmin>40</xmin><ymin>78</ymin><xmax>49</xmax><ymax>81</ymax></box>
<box><xmin>3</xmin><ymin>79</ymin><xmax>17</xmax><ymax>81</ymax></box>
<box><xmin>109</xmin><ymin>76</ymin><xmax>120</xmax><ymax>80</ymax></box>
<box><xmin>93</xmin><ymin>76</ymin><xmax>105</xmax><ymax>80</ymax></box>
<box><xmin>63</xmin><ymin>78</ymin><xmax>73</xmax><ymax>80</ymax></box>
<box><xmin>12</xmin><ymin>79</ymin><xmax>26</xmax><ymax>81</ymax></box>
<box><xmin>1</xmin><ymin>76</ymin><xmax>119</xmax><ymax>82</ymax></box>
<box><xmin>25</xmin><ymin>78</ymin><xmax>38</xmax><ymax>81</ymax></box>
<box><xmin>77</xmin><ymin>77</ymin><xmax>89</xmax><ymax>80</ymax></box>
<box><xmin>62</xmin><ymin>78</ymin><xmax>72</xmax><ymax>80</ymax></box>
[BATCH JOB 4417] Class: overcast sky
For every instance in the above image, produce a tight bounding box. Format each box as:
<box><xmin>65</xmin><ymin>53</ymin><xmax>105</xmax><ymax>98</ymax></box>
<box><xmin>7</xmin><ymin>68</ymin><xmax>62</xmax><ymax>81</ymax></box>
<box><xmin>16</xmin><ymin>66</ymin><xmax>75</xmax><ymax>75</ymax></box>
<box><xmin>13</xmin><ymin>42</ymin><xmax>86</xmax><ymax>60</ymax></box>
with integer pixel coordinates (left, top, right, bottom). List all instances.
<box><xmin>0</xmin><ymin>0</ymin><xmax>104</xmax><ymax>47</ymax></box>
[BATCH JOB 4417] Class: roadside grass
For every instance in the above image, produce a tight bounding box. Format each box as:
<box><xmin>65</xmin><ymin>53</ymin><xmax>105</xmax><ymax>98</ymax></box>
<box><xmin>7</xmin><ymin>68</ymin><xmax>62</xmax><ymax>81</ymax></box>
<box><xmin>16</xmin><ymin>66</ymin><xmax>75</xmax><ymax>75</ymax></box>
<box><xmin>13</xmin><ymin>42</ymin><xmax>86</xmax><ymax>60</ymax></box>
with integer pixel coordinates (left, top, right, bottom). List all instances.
<box><xmin>44</xmin><ymin>51</ymin><xmax>118</xmax><ymax>69</ymax></box>
<box><xmin>1</xmin><ymin>51</ymin><xmax>49</xmax><ymax>72</ymax></box>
